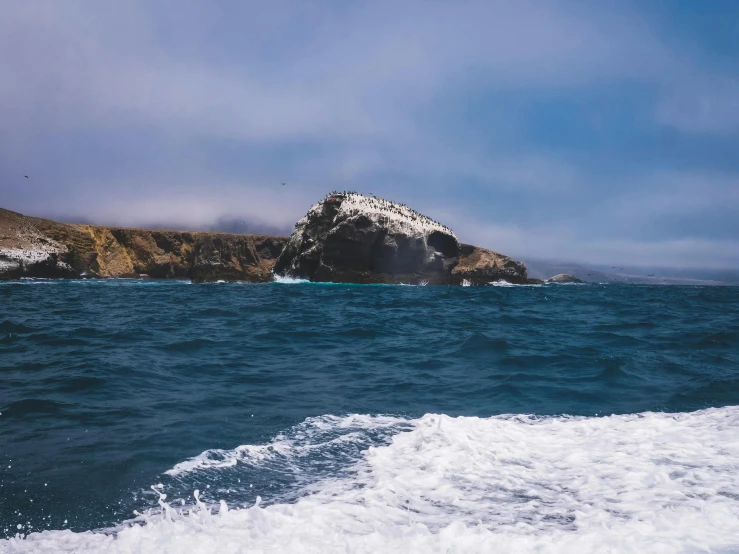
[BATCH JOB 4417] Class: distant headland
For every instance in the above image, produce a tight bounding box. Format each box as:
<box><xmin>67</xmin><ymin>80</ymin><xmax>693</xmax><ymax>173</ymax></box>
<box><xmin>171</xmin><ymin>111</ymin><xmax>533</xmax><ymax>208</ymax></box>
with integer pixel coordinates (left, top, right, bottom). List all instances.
<box><xmin>0</xmin><ymin>193</ymin><xmax>539</xmax><ymax>285</ymax></box>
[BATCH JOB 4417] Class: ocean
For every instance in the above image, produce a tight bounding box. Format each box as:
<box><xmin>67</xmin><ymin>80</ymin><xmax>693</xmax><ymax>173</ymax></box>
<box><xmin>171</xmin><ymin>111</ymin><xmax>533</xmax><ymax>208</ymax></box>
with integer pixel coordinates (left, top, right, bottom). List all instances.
<box><xmin>1</xmin><ymin>279</ymin><xmax>738</xmax><ymax>552</ymax></box>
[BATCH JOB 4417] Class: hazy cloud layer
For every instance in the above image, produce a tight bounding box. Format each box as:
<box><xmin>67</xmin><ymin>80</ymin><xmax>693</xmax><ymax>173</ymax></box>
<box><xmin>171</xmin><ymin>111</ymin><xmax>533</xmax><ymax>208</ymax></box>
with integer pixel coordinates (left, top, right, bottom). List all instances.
<box><xmin>1</xmin><ymin>1</ymin><xmax>737</xmax><ymax>267</ymax></box>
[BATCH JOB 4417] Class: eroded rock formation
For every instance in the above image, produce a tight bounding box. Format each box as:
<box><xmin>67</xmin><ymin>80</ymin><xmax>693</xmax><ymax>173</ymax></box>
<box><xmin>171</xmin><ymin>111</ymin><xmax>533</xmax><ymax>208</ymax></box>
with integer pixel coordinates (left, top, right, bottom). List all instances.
<box><xmin>274</xmin><ymin>193</ymin><xmax>530</xmax><ymax>285</ymax></box>
<box><xmin>274</xmin><ymin>193</ymin><xmax>456</xmax><ymax>284</ymax></box>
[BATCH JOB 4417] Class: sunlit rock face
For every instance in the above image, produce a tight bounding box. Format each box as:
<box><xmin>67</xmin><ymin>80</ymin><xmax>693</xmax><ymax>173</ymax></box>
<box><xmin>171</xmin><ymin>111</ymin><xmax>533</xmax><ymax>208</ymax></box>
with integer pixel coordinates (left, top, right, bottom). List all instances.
<box><xmin>0</xmin><ymin>207</ymin><xmax>287</xmax><ymax>282</ymax></box>
<box><xmin>451</xmin><ymin>244</ymin><xmax>529</xmax><ymax>285</ymax></box>
<box><xmin>0</xmin><ymin>208</ymin><xmax>75</xmax><ymax>279</ymax></box>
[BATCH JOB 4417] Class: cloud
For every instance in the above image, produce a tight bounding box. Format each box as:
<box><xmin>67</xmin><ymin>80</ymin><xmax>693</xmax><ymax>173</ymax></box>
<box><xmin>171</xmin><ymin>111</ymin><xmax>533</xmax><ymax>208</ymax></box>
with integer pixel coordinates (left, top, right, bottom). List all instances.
<box><xmin>655</xmin><ymin>75</ymin><xmax>739</xmax><ymax>135</ymax></box>
<box><xmin>0</xmin><ymin>0</ymin><xmax>685</xmax><ymax>147</ymax></box>
<box><xmin>1</xmin><ymin>1</ymin><xmax>738</xmax><ymax>268</ymax></box>
<box><xmin>452</xmin><ymin>216</ymin><xmax>739</xmax><ymax>270</ymax></box>
<box><xmin>601</xmin><ymin>171</ymin><xmax>739</xmax><ymax>218</ymax></box>
<box><xmin>443</xmin><ymin>167</ymin><xmax>739</xmax><ymax>268</ymax></box>
<box><xmin>35</xmin><ymin>178</ymin><xmax>311</xmax><ymax>232</ymax></box>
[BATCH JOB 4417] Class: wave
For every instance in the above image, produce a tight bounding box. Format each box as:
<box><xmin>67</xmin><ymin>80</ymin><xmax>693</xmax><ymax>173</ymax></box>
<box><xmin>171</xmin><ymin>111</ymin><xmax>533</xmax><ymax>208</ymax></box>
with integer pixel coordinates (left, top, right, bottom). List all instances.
<box><xmin>0</xmin><ymin>398</ymin><xmax>68</xmax><ymax>416</ymax></box>
<box><xmin>166</xmin><ymin>414</ymin><xmax>408</xmax><ymax>480</ymax></box>
<box><xmin>4</xmin><ymin>407</ymin><xmax>739</xmax><ymax>553</ymax></box>
<box><xmin>271</xmin><ymin>275</ymin><xmax>431</xmax><ymax>287</ymax></box>
<box><xmin>0</xmin><ymin>320</ymin><xmax>36</xmax><ymax>334</ymax></box>
<box><xmin>489</xmin><ymin>280</ymin><xmax>542</xmax><ymax>287</ymax></box>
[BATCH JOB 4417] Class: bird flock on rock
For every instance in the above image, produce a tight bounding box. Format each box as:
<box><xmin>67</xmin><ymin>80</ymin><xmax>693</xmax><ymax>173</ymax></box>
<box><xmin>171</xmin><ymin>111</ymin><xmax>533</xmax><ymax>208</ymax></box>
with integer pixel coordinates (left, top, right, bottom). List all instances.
<box><xmin>323</xmin><ymin>191</ymin><xmax>454</xmax><ymax>235</ymax></box>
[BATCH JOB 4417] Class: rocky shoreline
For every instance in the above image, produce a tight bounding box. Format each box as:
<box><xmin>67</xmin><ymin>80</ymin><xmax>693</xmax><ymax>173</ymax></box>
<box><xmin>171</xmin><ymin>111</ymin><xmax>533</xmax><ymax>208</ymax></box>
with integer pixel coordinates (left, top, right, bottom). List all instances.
<box><xmin>1</xmin><ymin>194</ymin><xmax>537</xmax><ymax>285</ymax></box>
<box><xmin>0</xmin><ymin>207</ymin><xmax>286</xmax><ymax>282</ymax></box>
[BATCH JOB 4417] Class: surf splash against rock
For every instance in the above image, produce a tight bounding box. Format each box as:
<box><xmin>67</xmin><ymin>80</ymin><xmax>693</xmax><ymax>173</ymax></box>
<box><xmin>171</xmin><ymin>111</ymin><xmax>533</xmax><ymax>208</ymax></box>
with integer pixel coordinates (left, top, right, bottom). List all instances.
<box><xmin>274</xmin><ymin>192</ymin><xmax>529</xmax><ymax>285</ymax></box>
<box><xmin>1</xmin><ymin>194</ymin><xmax>530</xmax><ymax>285</ymax></box>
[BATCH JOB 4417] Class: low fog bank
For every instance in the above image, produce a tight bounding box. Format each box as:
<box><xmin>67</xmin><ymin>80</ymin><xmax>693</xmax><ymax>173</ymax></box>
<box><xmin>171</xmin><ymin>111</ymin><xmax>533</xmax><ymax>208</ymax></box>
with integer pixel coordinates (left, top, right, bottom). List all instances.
<box><xmin>523</xmin><ymin>259</ymin><xmax>739</xmax><ymax>286</ymax></box>
<box><xmin>43</xmin><ymin>214</ymin><xmax>293</xmax><ymax>238</ymax></box>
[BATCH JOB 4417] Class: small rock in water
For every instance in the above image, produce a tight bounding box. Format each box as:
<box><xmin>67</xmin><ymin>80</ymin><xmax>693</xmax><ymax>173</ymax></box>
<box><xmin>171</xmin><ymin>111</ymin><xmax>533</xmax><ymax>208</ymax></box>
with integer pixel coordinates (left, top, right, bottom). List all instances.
<box><xmin>546</xmin><ymin>273</ymin><xmax>584</xmax><ymax>283</ymax></box>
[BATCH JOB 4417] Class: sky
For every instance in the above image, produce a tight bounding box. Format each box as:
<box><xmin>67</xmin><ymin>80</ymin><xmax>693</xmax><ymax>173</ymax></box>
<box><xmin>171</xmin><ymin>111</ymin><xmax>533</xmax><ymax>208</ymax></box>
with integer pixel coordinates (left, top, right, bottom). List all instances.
<box><xmin>1</xmin><ymin>0</ymin><xmax>738</xmax><ymax>268</ymax></box>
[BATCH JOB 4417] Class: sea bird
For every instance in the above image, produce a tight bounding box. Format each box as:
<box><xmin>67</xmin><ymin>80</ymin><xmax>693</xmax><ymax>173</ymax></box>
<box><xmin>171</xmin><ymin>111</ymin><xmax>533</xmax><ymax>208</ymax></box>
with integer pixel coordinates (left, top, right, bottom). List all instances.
<box><xmin>24</xmin><ymin>175</ymin><xmax>28</xmax><ymax>179</ymax></box>
<box><xmin>281</xmin><ymin>182</ymin><xmax>286</xmax><ymax>186</ymax></box>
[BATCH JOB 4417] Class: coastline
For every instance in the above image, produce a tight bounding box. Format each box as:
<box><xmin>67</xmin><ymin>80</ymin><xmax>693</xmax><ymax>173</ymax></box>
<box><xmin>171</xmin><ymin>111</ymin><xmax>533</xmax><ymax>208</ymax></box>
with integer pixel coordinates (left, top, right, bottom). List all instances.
<box><xmin>0</xmin><ymin>207</ymin><xmax>287</xmax><ymax>283</ymax></box>
<box><xmin>1</xmin><ymin>197</ymin><xmax>537</xmax><ymax>285</ymax></box>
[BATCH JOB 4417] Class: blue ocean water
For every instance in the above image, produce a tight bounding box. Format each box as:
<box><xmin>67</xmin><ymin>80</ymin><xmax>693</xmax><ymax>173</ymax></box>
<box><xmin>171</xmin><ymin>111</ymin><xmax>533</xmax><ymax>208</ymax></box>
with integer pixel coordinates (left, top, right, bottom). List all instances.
<box><xmin>1</xmin><ymin>280</ymin><xmax>738</xmax><ymax>552</ymax></box>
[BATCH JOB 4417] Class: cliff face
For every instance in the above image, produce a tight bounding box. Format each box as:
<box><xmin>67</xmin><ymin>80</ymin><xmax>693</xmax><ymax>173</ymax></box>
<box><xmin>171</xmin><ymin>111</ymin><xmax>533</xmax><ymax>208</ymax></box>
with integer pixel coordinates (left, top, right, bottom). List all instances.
<box><xmin>0</xmin><ymin>208</ymin><xmax>287</xmax><ymax>282</ymax></box>
<box><xmin>274</xmin><ymin>193</ymin><xmax>529</xmax><ymax>285</ymax></box>
<box><xmin>0</xmin><ymin>208</ymin><xmax>75</xmax><ymax>279</ymax></box>
<box><xmin>2</xmin><ymin>196</ymin><xmax>530</xmax><ymax>285</ymax></box>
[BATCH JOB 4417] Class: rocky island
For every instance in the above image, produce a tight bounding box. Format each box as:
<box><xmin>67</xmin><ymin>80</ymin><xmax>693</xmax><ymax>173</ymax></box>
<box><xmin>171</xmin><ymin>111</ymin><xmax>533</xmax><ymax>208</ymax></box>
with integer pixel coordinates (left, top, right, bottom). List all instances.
<box><xmin>275</xmin><ymin>192</ymin><xmax>529</xmax><ymax>285</ymax></box>
<box><xmin>546</xmin><ymin>273</ymin><xmax>584</xmax><ymax>284</ymax></box>
<box><xmin>1</xmin><ymin>193</ymin><xmax>533</xmax><ymax>285</ymax></box>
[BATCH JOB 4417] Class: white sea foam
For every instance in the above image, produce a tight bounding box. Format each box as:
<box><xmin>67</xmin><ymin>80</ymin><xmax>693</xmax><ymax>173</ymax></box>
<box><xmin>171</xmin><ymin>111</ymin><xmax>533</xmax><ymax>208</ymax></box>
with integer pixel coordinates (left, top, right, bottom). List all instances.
<box><xmin>4</xmin><ymin>408</ymin><xmax>739</xmax><ymax>553</ymax></box>
<box><xmin>272</xmin><ymin>274</ymin><xmax>310</xmax><ymax>284</ymax></box>
<box><xmin>165</xmin><ymin>413</ymin><xmax>407</xmax><ymax>477</ymax></box>
<box><xmin>489</xmin><ymin>280</ymin><xmax>542</xmax><ymax>287</ymax></box>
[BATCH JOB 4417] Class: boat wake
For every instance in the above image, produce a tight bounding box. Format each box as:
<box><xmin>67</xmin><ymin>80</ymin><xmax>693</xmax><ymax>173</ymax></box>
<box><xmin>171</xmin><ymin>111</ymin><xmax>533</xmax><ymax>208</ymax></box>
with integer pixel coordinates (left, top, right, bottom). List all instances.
<box><xmin>4</xmin><ymin>408</ymin><xmax>739</xmax><ymax>553</ymax></box>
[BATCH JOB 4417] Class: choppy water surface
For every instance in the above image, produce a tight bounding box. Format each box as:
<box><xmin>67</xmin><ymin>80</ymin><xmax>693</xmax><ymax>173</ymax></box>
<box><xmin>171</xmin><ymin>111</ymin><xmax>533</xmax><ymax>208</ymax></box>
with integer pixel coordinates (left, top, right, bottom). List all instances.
<box><xmin>1</xmin><ymin>280</ymin><xmax>738</xmax><ymax>552</ymax></box>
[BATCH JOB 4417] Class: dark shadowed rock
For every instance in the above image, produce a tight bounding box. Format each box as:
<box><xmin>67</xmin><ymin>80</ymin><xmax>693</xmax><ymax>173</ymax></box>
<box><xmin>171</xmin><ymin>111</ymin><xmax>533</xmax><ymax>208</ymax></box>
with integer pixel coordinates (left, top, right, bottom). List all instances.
<box><xmin>275</xmin><ymin>193</ymin><xmax>529</xmax><ymax>285</ymax></box>
<box><xmin>546</xmin><ymin>273</ymin><xmax>584</xmax><ymax>283</ymax></box>
<box><xmin>274</xmin><ymin>193</ymin><xmax>461</xmax><ymax>284</ymax></box>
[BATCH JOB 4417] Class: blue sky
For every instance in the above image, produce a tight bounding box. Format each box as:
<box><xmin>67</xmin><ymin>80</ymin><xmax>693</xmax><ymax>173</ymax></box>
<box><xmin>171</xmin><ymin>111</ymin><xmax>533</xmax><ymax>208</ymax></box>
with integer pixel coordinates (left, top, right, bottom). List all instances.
<box><xmin>1</xmin><ymin>0</ymin><xmax>737</xmax><ymax>267</ymax></box>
